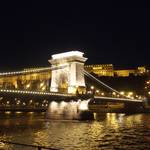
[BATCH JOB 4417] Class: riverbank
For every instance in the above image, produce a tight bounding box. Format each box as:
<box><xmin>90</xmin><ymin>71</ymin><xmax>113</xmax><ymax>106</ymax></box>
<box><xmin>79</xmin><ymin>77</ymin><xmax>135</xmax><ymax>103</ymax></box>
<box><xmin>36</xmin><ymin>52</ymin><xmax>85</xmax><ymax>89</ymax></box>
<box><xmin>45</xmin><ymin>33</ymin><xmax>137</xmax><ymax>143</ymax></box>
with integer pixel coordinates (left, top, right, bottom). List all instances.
<box><xmin>88</xmin><ymin>104</ymin><xmax>150</xmax><ymax>113</ymax></box>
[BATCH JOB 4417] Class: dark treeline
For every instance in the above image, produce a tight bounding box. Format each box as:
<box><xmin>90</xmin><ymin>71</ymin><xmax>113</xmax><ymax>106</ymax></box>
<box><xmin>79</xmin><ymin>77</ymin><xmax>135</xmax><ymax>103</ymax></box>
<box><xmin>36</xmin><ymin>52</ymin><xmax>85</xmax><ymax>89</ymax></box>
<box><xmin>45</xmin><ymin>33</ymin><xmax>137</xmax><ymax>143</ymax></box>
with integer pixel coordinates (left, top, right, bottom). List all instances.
<box><xmin>85</xmin><ymin>73</ymin><xmax>149</xmax><ymax>95</ymax></box>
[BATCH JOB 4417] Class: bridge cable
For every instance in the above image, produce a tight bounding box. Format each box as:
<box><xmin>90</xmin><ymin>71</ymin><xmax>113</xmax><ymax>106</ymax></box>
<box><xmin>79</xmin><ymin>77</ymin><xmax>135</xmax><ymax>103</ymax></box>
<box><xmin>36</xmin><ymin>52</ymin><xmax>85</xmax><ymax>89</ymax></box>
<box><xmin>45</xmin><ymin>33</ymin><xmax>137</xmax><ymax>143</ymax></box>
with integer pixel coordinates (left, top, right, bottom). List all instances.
<box><xmin>83</xmin><ymin>70</ymin><xmax>131</xmax><ymax>99</ymax></box>
<box><xmin>0</xmin><ymin>65</ymin><xmax>68</xmax><ymax>76</ymax></box>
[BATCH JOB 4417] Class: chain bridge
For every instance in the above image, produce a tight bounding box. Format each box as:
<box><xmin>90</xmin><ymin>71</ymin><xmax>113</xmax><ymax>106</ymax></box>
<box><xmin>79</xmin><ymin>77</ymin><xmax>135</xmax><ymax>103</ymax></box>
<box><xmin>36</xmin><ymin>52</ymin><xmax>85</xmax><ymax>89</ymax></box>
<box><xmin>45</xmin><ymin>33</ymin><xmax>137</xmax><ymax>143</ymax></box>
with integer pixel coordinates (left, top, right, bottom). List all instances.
<box><xmin>0</xmin><ymin>51</ymin><xmax>145</xmax><ymax>113</ymax></box>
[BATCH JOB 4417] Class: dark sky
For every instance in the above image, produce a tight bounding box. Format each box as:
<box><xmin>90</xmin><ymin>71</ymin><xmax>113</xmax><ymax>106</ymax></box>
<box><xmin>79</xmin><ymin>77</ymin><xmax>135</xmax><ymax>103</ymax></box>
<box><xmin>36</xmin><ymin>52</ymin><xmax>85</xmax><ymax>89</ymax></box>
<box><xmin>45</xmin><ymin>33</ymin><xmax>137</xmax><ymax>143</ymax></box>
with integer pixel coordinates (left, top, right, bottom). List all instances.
<box><xmin>0</xmin><ymin>1</ymin><xmax>150</xmax><ymax>71</ymax></box>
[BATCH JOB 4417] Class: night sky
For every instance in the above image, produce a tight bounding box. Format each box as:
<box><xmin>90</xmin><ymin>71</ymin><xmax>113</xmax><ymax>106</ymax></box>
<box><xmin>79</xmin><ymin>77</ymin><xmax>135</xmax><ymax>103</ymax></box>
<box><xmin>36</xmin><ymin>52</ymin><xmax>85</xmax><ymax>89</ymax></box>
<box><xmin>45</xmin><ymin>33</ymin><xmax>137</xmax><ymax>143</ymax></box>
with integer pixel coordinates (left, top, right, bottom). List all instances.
<box><xmin>0</xmin><ymin>1</ymin><xmax>150</xmax><ymax>71</ymax></box>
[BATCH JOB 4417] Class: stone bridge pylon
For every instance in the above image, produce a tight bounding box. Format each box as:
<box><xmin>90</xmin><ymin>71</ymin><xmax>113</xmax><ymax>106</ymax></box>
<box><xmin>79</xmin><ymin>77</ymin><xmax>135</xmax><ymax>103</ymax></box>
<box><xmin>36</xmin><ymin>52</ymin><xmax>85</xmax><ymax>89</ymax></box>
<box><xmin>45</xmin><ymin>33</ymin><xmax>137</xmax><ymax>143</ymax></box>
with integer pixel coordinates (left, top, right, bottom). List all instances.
<box><xmin>49</xmin><ymin>51</ymin><xmax>87</xmax><ymax>94</ymax></box>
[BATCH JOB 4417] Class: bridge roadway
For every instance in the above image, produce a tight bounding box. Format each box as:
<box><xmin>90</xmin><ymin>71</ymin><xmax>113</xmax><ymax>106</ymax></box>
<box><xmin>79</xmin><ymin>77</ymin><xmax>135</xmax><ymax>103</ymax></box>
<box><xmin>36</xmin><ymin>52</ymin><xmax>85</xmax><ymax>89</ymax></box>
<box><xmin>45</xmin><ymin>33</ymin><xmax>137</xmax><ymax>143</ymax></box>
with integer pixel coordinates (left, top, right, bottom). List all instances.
<box><xmin>94</xmin><ymin>96</ymin><xmax>143</xmax><ymax>103</ymax></box>
<box><xmin>0</xmin><ymin>89</ymin><xmax>144</xmax><ymax>103</ymax></box>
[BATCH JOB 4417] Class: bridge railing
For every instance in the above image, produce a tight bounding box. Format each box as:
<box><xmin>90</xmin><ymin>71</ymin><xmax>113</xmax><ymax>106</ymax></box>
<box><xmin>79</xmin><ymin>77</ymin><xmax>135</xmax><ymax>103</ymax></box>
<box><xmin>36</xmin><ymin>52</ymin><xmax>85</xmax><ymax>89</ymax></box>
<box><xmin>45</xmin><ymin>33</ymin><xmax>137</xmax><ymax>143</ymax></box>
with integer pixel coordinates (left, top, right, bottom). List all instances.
<box><xmin>0</xmin><ymin>140</ymin><xmax>59</xmax><ymax>150</ymax></box>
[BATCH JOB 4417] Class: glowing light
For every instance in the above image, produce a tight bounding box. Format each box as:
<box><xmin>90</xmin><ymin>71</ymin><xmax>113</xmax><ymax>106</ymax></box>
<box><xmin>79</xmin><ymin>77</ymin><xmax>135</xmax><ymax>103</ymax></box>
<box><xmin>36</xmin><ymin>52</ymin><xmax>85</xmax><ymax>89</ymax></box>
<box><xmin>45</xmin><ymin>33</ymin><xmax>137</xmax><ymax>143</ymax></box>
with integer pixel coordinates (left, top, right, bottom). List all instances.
<box><xmin>5</xmin><ymin>111</ymin><xmax>11</xmax><ymax>114</ymax></box>
<box><xmin>78</xmin><ymin>100</ymin><xmax>89</xmax><ymax>111</ymax></box>
<box><xmin>16</xmin><ymin>112</ymin><xmax>22</xmax><ymax>114</ymax></box>
<box><xmin>26</xmin><ymin>84</ymin><xmax>30</xmax><ymax>88</ymax></box>
<box><xmin>120</xmin><ymin>91</ymin><xmax>125</xmax><ymax>95</ymax></box>
<box><xmin>23</xmin><ymin>102</ymin><xmax>26</xmax><ymax>106</ymax></box>
<box><xmin>112</xmin><ymin>92</ymin><xmax>116</xmax><ymax>95</ymax></box>
<box><xmin>87</xmin><ymin>91</ymin><xmax>92</xmax><ymax>94</ymax></box>
<box><xmin>68</xmin><ymin>87</ymin><xmax>76</xmax><ymax>94</ymax></box>
<box><xmin>96</xmin><ymin>90</ymin><xmax>99</xmax><ymax>93</ymax></box>
<box><xmin>42</xmin><ymin>87</ymin><xmax>46</xmax><ymax>91</ymax></box>
<box><xmin>90</xmin><ymin>86</ymin><xmax>94</xmax><ymax>90</ymax></box>
<box><xmin>101</xmin><ymin>92</ymin><xmax>104</xmax><ymax>96</ymax></box>
<box><xmin>30</xmin><ymin>100</ymin><xmax>33</xmax><ymax>103</ymax></box>
<box><xmin>52</xmin><ymin>51</ymin><xmax>84</xmax><ymax>59</ymax></box>
<box><xmin>128</xmin><ymin>92</ymin><xmax>133</xmax><ymax>96</ymax></box>
<box><xmin>40</xmin><ymin>82</ymin><xmax>44</xmax><ymax>87</ymax></box>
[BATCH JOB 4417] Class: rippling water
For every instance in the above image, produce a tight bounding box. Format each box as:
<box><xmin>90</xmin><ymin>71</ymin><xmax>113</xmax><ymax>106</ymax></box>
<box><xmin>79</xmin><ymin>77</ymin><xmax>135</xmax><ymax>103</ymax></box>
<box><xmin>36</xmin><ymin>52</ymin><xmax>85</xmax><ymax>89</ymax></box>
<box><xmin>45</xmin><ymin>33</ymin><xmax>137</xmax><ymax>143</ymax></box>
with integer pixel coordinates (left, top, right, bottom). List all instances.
<box><xmin>0</xmin><ymin>112</ymin><xmax>150</xmax><ymax>150</ymax></box>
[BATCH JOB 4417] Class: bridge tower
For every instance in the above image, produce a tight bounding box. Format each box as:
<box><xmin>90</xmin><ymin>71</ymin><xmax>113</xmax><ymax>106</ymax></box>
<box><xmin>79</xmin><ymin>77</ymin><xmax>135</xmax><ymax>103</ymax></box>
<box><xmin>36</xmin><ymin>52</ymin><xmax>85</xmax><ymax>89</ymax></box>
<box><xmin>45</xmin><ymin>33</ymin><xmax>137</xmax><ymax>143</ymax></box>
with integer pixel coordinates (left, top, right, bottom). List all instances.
<box><xmin>49</xmin><ymin>51</ymin><xmax>87</xmax><ymax>94</ymax></box>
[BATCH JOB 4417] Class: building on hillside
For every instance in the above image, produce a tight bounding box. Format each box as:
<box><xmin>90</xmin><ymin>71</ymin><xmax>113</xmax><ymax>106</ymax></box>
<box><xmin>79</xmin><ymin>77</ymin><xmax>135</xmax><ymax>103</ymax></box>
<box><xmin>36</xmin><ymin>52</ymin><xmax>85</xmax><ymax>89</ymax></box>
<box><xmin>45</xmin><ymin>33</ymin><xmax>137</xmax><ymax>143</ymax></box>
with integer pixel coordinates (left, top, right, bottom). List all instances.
<box><xmin>114</xmin><ymin>69</ymin><xmax>135</xmax><ymax>77</ymax></box>
<box><xmin>84</xmin><ymin>64</ymin><xmax>148</xmax><ymax>77</ymax></box>
<box><xmin>84</xmin><ymin>64</ymin><xmax>114</xmax><ymax>77</ymax></box>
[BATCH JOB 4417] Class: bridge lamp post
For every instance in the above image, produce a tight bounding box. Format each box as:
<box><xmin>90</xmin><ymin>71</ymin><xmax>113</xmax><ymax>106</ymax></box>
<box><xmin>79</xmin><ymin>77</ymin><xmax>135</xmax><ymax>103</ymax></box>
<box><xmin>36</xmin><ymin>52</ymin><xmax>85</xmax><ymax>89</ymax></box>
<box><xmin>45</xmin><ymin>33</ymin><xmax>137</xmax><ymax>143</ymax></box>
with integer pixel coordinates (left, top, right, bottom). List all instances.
<box><xmin>112</xmin><ymin>92</ymin><xmax>116</xmax><ymax>97</ymax></box>
<box><xmin>90</xmin><ymin>86</ymin><xmax>94</xmax><ymax>90</ymax></box>
<box><xmin>90</xmin><ymin>86</ymin><xmax>95</xmax><ymax>95</ymax></box>
<box><xmin>101</xmin><ymin>92</ymin><xmax>105</xmax><ymax>96</ymax></box>
<box><xmin>23</xmin><ymin>102</ymin><xmax>26</xmax><ymax>106</ymax></box>
<box><xmin>127</xmin><ymin>92</ymin><xmax>134</xmax><ymax>98</ymax></box>
<box><xmin>120</xmin><ymin>91</ymin><xmax>125</xmax><ymax>95</ymax></box>
<box><xmin>96</xmin><ymin>90</ymin><xmax>100</xmax><ymax>95</ymax></box>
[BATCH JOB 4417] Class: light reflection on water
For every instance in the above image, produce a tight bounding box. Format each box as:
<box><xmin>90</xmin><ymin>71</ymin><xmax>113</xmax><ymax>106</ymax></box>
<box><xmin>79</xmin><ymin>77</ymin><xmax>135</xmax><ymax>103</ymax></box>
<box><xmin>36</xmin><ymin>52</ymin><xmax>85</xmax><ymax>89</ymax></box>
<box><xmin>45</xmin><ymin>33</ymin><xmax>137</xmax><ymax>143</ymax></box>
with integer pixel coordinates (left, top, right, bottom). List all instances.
<box><xmin>0</xmin><ymin>112</ymin><xmax>150</xmax><ymax>150</ymax></box>
<box><xmin>46</xmin><ymin>100</ymin><xmax>89</xmax><ymax>120</ymax></box>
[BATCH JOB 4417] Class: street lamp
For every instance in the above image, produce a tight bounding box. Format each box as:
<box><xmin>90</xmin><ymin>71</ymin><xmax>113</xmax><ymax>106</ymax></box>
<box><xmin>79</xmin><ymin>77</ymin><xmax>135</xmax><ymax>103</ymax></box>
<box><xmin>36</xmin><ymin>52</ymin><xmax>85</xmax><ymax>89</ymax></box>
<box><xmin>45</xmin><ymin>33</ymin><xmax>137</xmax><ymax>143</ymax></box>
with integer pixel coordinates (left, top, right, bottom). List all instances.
<box><xmin>90</xmin><ymin>86</ymin><xmax>94</xmax><ymax>90</ymax></box>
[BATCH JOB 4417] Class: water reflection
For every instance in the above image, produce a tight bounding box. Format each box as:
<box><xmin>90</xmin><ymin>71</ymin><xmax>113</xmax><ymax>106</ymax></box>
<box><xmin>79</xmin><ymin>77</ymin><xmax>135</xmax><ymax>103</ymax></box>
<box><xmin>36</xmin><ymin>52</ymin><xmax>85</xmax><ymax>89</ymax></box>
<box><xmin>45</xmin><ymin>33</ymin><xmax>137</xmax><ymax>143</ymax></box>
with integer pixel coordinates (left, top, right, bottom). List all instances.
<box><xmin>46</xmin><ymin>100</ymin><xmax>89</xmax><ymax>120</ymax></box>
<box><xmin>0</xmin><ymin>112</ymin><xmax>150</xmax><ymax>150</ymax></box>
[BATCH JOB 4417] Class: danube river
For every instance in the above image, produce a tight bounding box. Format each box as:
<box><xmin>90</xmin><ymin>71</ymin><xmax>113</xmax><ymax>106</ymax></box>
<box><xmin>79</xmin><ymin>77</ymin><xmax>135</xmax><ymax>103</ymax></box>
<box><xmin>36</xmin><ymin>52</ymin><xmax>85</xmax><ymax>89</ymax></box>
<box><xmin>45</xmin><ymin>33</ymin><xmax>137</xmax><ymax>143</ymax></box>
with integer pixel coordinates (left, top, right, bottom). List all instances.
<box><xmin>0</xmin><ymin>112</ymin><xmax>150</xmax><ymax>150</ymax></box>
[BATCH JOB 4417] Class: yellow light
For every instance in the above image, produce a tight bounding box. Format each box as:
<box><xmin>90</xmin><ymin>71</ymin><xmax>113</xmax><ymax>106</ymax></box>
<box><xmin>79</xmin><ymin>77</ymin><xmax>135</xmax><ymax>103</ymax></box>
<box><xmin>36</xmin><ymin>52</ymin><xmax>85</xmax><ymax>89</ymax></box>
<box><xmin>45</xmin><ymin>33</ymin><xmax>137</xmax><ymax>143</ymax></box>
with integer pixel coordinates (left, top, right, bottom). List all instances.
<box><xmin>96</xmin><ymin>90</ymin><xmax>99</xmax><ymax>93</ymax></box>
<box><xmin>101</xmin><ymin>92</ymin><xmax>104</xmax><ymax>96</ymax></box>
<box><xmin>120</xmin><ymin>91</ymin><xmax>125</xmax><ymax>95</ymax></box>
<box><xmin>42</xmin><ymin>87</ymin><xmax>46</xmax><ymax>91</ymax></box>
<box><xmin>148</xmin><ymin>91</ymin><xmax>150</xmax><ymax>95</ymax></box>
<box><xmin>40</xmin><ymin>82</ymin><xmax>44</xmax><ymax>87</ymax></box>
<box><xmin>23</xmin><ymin>102</ymin><xmax>26</xmax><ymax>105</ymax></box>
<box><xmin>26</xmin><ymin>84</ymin><xmax>30</xmax><ymax>88</ymax></box>
<box><xmin>5</xmin><ymin>111</ymin><xmax>11</xmax><ymax>114</ymax></box>
<box><xmin>90</xmin><ymin>86</ymin><xmax>94</xmax><ymax>90</ymax></box>
<box><xmin>128</xmin><ymin>92</ymin><xmax>133</xmax><ymax>95</ymax></box>
<box><xmin>112</xmin><ymin>92</ymin><xmax>116</xmax><ymax>95</ymax></box>
<box><xmin>52</xmin><ymin>51</ymin><xmax>84</xmax><ymax>59</ymax></box>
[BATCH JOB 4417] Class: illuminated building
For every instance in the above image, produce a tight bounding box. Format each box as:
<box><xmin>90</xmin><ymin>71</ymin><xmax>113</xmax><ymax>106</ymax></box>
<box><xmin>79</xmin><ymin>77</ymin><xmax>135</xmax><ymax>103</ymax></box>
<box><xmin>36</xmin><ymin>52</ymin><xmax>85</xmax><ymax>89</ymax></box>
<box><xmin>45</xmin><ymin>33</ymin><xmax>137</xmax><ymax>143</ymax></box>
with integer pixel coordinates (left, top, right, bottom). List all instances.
<box><xmin>85</xmin><ymin>64</ymin><xmax>148</xmax><ymax>77</ymax></box>
<box><xmin>114</xmin><ymin>69</ymin><xmax>135</xmax><ymax>77</ymax></box>
<box><xmin>114</xmin><ymin>66</ymin><xmax>147</xmax><ymax>77</ymax></box>
<box><xmin>84</xmin><ymin>64</ymin><xmax>114</xmax><ymax>76</ymax></box>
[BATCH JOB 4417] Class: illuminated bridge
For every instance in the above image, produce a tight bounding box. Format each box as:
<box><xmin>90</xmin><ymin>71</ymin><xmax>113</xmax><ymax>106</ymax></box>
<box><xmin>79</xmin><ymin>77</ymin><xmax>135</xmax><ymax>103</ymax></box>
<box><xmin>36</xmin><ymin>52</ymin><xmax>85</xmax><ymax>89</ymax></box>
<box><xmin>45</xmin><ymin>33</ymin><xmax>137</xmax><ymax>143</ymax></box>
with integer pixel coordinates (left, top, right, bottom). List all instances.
<box><xmin>0</xmin><ymin>51</ymin><xmax>145</xmax><ymax>112</ymax></box>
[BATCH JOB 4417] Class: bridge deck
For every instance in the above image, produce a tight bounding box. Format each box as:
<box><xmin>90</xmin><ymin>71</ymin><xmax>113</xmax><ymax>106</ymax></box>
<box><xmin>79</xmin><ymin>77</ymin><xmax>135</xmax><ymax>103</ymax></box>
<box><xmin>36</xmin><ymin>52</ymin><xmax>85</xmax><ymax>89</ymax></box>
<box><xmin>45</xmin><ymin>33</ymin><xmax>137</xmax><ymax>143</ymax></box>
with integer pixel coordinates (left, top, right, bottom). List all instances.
<box><xmin>94</xmin><ymin>96</ymin><xmax>144</xmax><ymax>103</ymax></box>
<box><xmin>0</xmin><ymin>89</ymin><xmax>145</xmax><ymax>103</ymax></box>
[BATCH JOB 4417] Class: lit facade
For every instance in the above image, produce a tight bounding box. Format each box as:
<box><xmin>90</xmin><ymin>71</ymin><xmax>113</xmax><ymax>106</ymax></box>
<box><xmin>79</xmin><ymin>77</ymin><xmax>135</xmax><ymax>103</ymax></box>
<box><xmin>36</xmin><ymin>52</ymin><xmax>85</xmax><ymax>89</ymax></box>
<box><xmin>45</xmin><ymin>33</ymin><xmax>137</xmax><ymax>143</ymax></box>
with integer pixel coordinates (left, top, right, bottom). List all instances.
<box><xmin>114</xmin><ymin>69</ymin><xmax>135</xmax><ymax>77</ymax></box>
<box><xmin>85</xmin><ymin>64</ymin><xmax>114</xmax><ymax>76</ymax></box>
<box><xmin>85</xmin><ymin>64</ymin><xmax>148</xmax><ymax>77</ymax></box>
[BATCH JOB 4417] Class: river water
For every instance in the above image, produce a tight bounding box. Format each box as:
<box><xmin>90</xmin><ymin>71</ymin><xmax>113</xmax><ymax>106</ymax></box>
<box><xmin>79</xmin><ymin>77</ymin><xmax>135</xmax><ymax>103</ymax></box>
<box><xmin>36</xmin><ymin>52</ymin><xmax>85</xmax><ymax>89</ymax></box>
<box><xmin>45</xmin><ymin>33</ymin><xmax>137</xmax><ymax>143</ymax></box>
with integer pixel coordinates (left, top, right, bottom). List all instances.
<box><xmin>0</xmin><ymin>112</ymin><xmax>150</xmax><ymax>150</ymax></box>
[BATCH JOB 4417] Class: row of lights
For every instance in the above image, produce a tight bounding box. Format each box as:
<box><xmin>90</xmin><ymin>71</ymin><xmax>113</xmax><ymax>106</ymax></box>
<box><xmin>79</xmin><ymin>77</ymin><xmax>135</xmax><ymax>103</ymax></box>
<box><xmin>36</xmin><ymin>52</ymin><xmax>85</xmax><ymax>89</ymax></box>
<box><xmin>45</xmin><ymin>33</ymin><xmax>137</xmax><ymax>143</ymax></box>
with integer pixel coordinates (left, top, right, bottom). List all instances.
<box><xmin>0</xmin><ymin>67</ymin><xmax>52</xmax><ymax>76</ymax></box>
<box><xmin>0</xmin><ymin>98</ymin><xmax>49</xmax><ymax>107</ymax></box>
<box><xmin>0</xmin><ymin>64</ymin><xmax>67</xmax><ymax>76</ymax></box>
<box><xmin>145</xmin><ymin>80</ymin><xmax>150</xmax><ymax>96</ymax></box>
<box><xmin>0</xmin><ymin>89</ymin><xmax>73</xmax><ymax>97</ymax></box>
<box><xmin>94</xmin><ymin>95</ymin><xmax>143</xmax><ymax>102</ymax></box>
<box><xmin>89</xmin><ymin>85</ymin><xmax>144</xmax><ymax>100</ymax></box>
